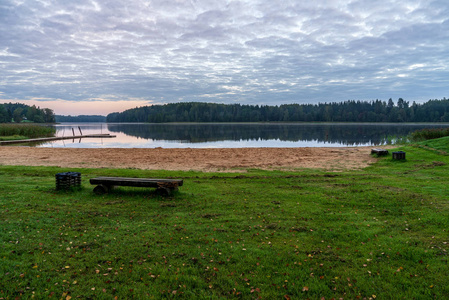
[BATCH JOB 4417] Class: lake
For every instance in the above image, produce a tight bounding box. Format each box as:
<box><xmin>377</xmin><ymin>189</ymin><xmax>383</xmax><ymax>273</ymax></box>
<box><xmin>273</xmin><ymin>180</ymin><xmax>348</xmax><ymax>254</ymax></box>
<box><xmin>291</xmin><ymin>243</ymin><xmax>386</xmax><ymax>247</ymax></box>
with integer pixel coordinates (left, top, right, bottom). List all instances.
<box><xmin>31</xmin><ymin>122</ymin><xmax>449</xmax><ymax>148</ymax></box>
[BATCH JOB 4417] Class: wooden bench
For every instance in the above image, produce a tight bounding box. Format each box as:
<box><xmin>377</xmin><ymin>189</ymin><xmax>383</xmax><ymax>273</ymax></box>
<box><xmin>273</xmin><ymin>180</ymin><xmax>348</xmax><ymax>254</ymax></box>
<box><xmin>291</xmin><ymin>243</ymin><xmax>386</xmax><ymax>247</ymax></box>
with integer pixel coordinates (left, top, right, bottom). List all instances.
<box><xmin>90</xmin><ymin>177</ymin><xmax>183</xmax><ymax>196</ymax></box>
<box><xmin>371</xmin><ymin>148</ymin><xmax>389</xmax><ymax>156</ymax></box>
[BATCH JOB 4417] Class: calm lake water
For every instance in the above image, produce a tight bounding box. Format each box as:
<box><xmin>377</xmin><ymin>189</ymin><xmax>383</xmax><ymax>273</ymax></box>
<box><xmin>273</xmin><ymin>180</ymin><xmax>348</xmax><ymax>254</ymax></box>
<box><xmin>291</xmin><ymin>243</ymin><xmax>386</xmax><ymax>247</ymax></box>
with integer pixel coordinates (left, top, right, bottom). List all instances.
<box><xmin>31</xmin><ymin>122</ymin><xmax>449</xmax><ymax>148</ymax></box>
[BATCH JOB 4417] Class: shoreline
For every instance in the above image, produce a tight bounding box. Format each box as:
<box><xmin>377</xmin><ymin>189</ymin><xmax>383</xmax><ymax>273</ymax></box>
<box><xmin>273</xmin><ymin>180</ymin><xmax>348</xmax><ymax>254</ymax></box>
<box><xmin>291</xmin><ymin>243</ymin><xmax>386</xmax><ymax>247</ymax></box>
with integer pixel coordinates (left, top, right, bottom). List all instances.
<box><xmin>0</xmin><ymin>146</ymin><xmax>383</xmax><ymax>172</ymax></box>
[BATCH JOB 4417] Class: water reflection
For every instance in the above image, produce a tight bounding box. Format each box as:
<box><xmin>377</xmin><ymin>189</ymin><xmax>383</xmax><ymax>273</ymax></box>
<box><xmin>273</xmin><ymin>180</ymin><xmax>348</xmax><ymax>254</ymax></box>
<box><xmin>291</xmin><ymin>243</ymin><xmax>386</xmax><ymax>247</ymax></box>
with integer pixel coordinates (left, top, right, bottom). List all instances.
<box><xmin>32</xmin><ymin>122</ymin><xmax>449</xmax><ymax>148</ymax></box>
<box><xmin>106</xmin><ymin>123</ymin><xmax>449</xmax><ymax>146</ymax></box>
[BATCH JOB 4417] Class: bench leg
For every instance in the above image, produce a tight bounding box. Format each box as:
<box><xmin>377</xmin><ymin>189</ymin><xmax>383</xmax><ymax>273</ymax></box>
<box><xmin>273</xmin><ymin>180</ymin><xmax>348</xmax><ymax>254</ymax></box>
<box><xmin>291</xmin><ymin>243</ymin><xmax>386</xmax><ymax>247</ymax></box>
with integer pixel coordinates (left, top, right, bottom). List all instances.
<box><xmin>93</xmin><ymin>184</ymin><xmax>113</xmax><ymax>194</ymax></box>
<box><xmin>156</xmin><ymin>187</ymin><xmax>172</xmax><ymax>196</ymax></box>
<box><xmin>156</xmin><ymin>182</ymin><xmax>178</xmax><ymax>196</ymax></box>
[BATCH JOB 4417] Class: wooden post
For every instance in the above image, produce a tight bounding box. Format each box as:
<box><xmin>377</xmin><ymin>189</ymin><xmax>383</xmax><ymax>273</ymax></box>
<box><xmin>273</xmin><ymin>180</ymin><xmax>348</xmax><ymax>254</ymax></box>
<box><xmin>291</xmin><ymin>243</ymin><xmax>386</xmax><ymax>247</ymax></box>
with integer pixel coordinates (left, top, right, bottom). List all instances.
<box><xmin>72</xmin><ymin>128</ymin><xmax>75</xmax><ymax>136</ymax></box>
<box><xmin>78</xmin><ymin>126</ymin><xmax>83</xmax><ymax>135</ymax></box>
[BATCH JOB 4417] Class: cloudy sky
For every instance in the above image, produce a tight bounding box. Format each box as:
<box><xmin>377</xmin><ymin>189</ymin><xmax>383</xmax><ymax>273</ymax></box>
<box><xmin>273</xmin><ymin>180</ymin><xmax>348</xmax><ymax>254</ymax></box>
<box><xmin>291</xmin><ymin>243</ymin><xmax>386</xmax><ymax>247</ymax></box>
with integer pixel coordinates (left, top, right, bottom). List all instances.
<box><xmin>1</xmin><ymin>0</ymin><xmax>448</xmax><ymax>115</ymax></box>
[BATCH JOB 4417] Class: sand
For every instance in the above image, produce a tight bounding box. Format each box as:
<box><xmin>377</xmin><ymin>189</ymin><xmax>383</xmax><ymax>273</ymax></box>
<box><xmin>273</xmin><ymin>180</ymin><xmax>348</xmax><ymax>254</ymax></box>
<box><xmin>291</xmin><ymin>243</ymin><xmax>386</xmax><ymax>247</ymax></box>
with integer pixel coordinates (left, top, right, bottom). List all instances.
<box><xmin>0</xmin><ymin>146</ymin><xmax>380</xmax><ymax>172</ymax></box>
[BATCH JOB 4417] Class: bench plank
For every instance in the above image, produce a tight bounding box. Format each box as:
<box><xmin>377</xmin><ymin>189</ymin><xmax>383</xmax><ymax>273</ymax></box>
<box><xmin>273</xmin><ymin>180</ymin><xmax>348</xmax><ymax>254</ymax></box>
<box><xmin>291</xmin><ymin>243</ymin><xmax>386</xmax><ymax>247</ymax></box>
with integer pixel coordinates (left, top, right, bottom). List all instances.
<box><xmin>90</xmin><ymin>177</ymin><xmax>183</xmax><ymax>187</ymax></box>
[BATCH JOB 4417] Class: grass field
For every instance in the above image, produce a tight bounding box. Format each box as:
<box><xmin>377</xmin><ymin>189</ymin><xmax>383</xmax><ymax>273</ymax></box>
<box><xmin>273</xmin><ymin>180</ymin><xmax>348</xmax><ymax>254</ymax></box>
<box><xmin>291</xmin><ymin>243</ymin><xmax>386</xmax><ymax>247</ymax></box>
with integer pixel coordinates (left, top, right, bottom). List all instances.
<box><xmin>1</xmin><ymin>138</ymin><xmax>449</xmax><ymax>299</ymax></box>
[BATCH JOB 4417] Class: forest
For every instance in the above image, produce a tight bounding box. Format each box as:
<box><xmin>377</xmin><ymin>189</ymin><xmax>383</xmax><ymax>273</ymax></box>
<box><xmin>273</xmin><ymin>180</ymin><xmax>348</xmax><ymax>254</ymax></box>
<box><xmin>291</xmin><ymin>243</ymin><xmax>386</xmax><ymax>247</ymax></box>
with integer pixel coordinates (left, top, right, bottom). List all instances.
<box><xmin>55</xmin><ymin>115</ymin><xmax>106</xmax><ymax>122</ymax></box>
<box><xmin>106</xmin><ymin>98</ymin><xmax>449</xmax><ymax>123</ymax></box>
<box><xmin>0</xmin><ymin>102</ymin><xmax>55</xmax><ymax>123</ymax></box>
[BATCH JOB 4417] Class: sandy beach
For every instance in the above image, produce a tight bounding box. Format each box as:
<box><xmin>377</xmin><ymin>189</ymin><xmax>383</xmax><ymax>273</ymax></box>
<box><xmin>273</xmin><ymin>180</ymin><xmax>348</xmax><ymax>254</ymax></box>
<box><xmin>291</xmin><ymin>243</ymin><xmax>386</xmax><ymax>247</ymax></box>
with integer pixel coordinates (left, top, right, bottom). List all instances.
<box><xmin>0</xmin><ymin>146</ymin><xmax>380</xmax><ymax>172</ymax></box>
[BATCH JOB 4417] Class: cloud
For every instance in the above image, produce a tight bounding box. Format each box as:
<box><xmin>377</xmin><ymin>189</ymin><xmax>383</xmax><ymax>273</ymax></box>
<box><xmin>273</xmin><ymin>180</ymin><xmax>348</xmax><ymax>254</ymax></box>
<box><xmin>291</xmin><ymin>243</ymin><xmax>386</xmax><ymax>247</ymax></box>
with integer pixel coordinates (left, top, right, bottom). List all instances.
<box><xmin>1</xmin><ymin>0</ymin><xmax>448</xmax><ymax>115</ymax></box>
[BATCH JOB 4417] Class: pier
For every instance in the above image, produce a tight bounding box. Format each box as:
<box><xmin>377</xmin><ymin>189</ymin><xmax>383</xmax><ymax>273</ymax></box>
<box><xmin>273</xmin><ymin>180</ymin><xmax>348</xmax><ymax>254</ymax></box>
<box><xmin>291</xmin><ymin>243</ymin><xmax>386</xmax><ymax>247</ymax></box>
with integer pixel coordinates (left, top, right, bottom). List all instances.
<box><xmin>0</xmin><ymin>133</ymin><xmax>116</xmax><ymax>145</ymax></box>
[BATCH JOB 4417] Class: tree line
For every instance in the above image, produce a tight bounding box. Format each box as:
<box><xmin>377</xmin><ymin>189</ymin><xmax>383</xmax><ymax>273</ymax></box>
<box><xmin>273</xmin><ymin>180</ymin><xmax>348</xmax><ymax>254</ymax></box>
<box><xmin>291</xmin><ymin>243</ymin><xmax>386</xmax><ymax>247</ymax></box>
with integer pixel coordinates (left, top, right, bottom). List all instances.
<box><xmin>106</xmin><ymin>98</ymin><xmax>449</xmax><ymax>123</ymax></box>
<box><xmin>55</xmin><ymin>115</ymin><xmax>106</xmax><ymax>122</ymax></box>
<box><xmin>0</xmin><ymin>102</ymin><xmax>55</xmax><ymax>123</ymax></box>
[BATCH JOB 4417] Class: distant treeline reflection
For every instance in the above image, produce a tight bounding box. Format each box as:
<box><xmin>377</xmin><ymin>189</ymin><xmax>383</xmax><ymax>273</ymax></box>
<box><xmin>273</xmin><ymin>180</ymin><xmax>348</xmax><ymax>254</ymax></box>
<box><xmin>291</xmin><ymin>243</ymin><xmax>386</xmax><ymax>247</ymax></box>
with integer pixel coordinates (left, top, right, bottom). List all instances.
<box><xmin>106</xmin><ymin>123</ymin><xmax>449</xmax><ymax>146</ymax></box>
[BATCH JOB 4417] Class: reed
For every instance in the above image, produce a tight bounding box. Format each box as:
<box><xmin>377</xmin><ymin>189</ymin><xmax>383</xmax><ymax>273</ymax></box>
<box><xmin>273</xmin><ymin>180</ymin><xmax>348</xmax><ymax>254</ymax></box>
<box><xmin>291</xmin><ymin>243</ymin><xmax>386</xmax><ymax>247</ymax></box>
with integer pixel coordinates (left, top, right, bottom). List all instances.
<box><xmin>0</xmin><ymin>123</ymin><xmax>55</xmax><ymax>139</ymax></box>
<box><xmin>409</xmin><ymin>127</ymin><xmax>449</xmax><ymax>141</ymax></box>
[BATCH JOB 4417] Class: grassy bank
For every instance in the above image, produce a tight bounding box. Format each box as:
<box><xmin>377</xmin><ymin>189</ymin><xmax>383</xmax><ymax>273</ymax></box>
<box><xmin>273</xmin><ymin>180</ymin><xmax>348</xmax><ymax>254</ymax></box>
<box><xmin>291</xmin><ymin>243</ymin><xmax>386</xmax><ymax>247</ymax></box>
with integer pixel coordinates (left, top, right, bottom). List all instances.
<box><xmin>0</xmin><ymin>124</ymin><xmax>55</xmax><ymax>141</ymax></box>
<box><xmin>1</xmin><ymin>140</ymin><xmax>449</xmax><ymax>299</ymax></box>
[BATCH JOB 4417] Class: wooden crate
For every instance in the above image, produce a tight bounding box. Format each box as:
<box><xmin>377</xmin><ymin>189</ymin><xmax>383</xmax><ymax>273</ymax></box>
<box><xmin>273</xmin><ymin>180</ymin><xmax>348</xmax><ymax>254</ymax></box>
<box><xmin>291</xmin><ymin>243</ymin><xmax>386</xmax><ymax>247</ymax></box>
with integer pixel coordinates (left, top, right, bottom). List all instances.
<box><xmin>56</xmin><ymin>172</ymin><xmax>81</xmax><ymax>190</ymax></box>
<box><xmin>392</xmin><ymin>151</ymin><xmax>406</xmax><ymax>160</ymax></box>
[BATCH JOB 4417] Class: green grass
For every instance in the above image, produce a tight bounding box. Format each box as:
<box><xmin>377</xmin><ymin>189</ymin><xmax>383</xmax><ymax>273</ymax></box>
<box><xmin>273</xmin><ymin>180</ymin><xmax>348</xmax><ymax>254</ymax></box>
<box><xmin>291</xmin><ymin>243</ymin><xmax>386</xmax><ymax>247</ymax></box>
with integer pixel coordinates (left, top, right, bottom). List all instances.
<box><xmin>0</xmin><ymin>124</ymin><xmax>55</xmax><ymax>140</ymax></box>
<box><xmin>1</xmin><ymin>139</ymin><xmax>449</xmax><ymax>298</ymax></box>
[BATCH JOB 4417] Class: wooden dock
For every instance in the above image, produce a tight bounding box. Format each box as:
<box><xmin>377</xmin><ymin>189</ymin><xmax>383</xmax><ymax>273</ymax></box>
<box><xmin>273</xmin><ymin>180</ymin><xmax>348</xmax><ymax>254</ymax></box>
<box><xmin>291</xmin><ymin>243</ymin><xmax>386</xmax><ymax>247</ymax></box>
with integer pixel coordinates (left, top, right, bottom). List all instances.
<box><xmin>0</xmin><ymin>134</ymin><xmax>116</xmax><ymax>145</ymax></box>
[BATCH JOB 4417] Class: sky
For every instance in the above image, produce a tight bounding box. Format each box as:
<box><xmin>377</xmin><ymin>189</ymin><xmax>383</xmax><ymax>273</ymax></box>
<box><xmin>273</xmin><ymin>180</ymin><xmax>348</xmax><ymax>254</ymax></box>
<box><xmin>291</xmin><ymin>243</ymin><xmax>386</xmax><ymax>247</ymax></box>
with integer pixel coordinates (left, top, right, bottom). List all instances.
<box><xmin>1</xmin><ymin>0</ymin><xmax>449</xmax><ymax>116</ymax></box>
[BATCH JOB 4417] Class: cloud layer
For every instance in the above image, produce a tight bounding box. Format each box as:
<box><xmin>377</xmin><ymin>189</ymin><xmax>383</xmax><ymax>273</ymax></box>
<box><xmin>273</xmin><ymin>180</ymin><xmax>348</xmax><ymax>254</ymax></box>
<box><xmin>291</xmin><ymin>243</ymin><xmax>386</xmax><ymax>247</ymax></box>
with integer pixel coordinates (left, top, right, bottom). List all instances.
<box><xmin>1</xmin><ymin>0</ymin><xmax>449</xmax><ymax>114</ymax></box>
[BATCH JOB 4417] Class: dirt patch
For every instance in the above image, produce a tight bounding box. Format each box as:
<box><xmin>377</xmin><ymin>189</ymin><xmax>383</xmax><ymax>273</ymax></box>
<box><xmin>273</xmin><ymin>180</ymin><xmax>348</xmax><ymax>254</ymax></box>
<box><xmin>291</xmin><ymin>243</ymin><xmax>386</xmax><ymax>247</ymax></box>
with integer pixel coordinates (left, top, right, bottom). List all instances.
<box><xmin>0</xmin><ymin>146</ymin><xmax>381</xmax><ymax>172</ymax></box>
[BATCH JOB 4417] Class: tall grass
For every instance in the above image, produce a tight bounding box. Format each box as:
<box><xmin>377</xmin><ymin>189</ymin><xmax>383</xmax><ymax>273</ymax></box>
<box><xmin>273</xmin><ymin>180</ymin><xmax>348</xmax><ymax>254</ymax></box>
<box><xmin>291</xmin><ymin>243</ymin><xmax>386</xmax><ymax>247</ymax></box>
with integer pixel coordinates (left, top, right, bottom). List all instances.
<box><xmin>409</xmin><ymin>127</ymin><xmax>449</xmax><ymax>141</ymax></box>
<box><xmin>385</xmin><ymin>128</ymin><xmax>449</xmax><ymax>145</ymax></box>
<box><xmin>0</xmin><ymin>124</ymin><xmax>55</xmax><ymax>138</ymax></box>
